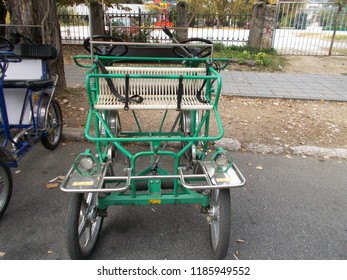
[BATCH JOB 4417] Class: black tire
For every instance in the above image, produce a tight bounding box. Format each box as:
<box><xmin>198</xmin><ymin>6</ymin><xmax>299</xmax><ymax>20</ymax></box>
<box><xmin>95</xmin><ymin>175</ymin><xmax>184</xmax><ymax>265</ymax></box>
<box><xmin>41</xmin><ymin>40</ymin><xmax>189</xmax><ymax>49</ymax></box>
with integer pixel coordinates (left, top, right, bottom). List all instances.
<box><xmin>66</xmin><ymin>192</ymin><xmax>104</xmax><ymax>259</ymax></box>
<box><xmin>41</xmin><ymin>99</ymin><xmax>63</xmax><ymax>151</ymax></box>
<box><xmin>180</xmin><ymin>110</ymin><xmax>204</xmax><ymax>164</ymax></box>
<box><xmin>209</xmin><ymin>189</ymin><xmax>231</xmax><ymax>259</ymax></box>
<box><xmin>179</xmin><ymin>110</ymin><xmax>193</xmax><ymax>162</ymax></box>
<box><xmin>0</xmin><ymin>160</ymin><xmax>13</xmax><ymax>219</ymax></box>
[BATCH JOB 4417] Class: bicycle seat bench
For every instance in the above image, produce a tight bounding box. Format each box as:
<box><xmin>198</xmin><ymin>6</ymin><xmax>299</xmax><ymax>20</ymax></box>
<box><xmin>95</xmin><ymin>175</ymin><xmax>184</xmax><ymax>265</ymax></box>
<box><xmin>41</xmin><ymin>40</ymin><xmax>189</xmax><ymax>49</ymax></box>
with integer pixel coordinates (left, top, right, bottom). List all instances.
<box><xmin>1</xmin><ymin>44</ymin><xmax>57</xmax><ymax>125</ymax></box>
<box><xmin>89</xmin><ymin>62</ymin><xmax>222</xmax><ymax>112</ymax></box>
<box><xmin>3</xmin><ymin>44</ymin><xmax>57</xmax><ymax>90</ymax></box>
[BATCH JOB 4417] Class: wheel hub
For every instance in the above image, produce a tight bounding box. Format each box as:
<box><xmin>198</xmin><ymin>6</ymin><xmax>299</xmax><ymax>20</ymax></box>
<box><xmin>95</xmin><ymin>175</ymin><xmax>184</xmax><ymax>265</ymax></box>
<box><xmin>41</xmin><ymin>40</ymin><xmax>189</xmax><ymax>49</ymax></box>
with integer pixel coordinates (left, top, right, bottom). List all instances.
<box><xmin>86</xmin><ymin>205</ymin><xmax>97</xmax><ymax>222</ymax></box>
<box><xmin>208</xmin><ymin>204</ymin><xmax>219</xmax><ymax>223</ymax></box>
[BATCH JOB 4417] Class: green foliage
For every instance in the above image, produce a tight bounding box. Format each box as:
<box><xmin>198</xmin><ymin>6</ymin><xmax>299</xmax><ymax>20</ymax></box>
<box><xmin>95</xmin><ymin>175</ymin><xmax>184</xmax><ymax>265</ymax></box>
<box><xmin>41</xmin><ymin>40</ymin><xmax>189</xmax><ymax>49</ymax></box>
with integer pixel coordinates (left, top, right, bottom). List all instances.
<box><xmin>213</xmin><ymin>42</ymin><xmax>225</xmax><ymax>52</ymax></box>
<box><xmin>255</xmin><ymin>52</ymin><xmax>271</xmax><ymax>66</ymax></box>
<box><xmin>214</xmin><ymin>43</ymin><xmax>283</xmax><ymax>70</ymax></box>
<box><xmin>227</xmin><ymin>45</ymin><xmax>277</xmax><ymax>55</ymax></box>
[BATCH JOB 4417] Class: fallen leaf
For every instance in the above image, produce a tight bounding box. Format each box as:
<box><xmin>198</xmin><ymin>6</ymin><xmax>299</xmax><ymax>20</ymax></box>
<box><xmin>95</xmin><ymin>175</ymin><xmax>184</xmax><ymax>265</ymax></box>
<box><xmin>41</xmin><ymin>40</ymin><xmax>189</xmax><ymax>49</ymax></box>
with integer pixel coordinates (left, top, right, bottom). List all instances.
<box><xmin>45</xmin><ymin>183</ymin><xmax>59</xmax><ymax>189</ymax></box>
<box><xmin>236</xmin><ymin>239</ymin><xmax>246</xmax><ymax>244</ymax></box>
<box><xmin>15</xmin><ymin>170</ymin><xmax>21</xmax><ymax>174</ymax></box>
<box><xmin>256</xmin><ymin>166</ymin><xmax>263</xmax><ymax>170</ymax></box>
<box><xmin>0</xmin><ymin>251</ymin><xmax>5</xmax><ymax>257</ymax></box>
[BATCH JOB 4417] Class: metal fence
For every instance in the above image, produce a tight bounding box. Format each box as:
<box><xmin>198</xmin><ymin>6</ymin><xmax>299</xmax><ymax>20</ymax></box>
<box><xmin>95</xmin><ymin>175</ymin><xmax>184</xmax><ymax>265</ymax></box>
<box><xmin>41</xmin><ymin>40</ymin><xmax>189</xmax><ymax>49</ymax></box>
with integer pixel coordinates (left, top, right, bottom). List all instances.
<box><xmin>58</xmin><ymin>4</ymin><xmax>347</xmax><ymax>56</ymax></box>
<box><xmin>59</xmin><ymin>14</ymin><xmax>89</xmax><ymax>44</ymax></box>
<box><xmin>273</xmin><ymin>2</ymin><xmax>347</xmax><ymax>55</ymax></box>
<box><xmin>58</xmin><ymin>12</ymin><xmax>251</xmax><ymax>46</ymax></box>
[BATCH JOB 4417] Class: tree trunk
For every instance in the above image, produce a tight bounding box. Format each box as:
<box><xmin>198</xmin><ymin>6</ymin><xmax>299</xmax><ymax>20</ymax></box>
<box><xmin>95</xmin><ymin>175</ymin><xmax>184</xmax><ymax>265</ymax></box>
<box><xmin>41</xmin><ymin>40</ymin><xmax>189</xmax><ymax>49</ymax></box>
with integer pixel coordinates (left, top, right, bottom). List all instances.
<box><xmin>329</xmin><ymin>4</ymin><xmax>342</xmax><ymax>56</ymax></box>
<box><xmin>0</xmin><ymin>0</ymin><xmax>7</xmax><ymax>36</ymax></box>
<box><xmin>176</xmin><ymin>1</ymin><xmax>188</xmax><ymax>41</ymax></box>
<box><xmin>7</xmin><ymin>0</ymin><xmax>66</xmax><ymax>93</ymax></box>
<box><xmin>90</xmin><ymin>1</ymin><xmax>105</xmax><ymax>35</ymax></box>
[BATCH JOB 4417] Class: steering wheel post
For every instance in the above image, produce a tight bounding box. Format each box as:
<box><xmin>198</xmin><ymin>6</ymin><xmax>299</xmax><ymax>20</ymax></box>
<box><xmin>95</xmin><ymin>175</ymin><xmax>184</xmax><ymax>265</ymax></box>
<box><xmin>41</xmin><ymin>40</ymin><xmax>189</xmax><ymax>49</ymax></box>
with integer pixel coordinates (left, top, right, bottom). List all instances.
<box><xmin>83</xmin><ymin>35</ymin><xmax>128</xmax><ymax>56</ymax></box>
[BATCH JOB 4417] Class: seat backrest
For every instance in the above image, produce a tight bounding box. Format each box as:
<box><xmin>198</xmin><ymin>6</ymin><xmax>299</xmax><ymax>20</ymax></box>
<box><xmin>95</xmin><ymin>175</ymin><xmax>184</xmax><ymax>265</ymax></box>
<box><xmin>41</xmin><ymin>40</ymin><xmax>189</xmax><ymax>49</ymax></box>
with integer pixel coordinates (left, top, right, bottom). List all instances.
<box><xmin>5</xmin><ymin>59</ymin><xmax>43</xmax><ymax>80</ymax></box>
<box><xmin>101</xmin><ymin>66</ymin><xmax>206</xmax><ymax>98</ymax></box>
<box><xmin>4</xmin><ymin>44</ymin><xmax>57</xmax><ymax>80</ymax></box>
<box><xmin>13</xmin><ymin>44</ymin><xmax>57</xmax><ymax>59</ymax></box>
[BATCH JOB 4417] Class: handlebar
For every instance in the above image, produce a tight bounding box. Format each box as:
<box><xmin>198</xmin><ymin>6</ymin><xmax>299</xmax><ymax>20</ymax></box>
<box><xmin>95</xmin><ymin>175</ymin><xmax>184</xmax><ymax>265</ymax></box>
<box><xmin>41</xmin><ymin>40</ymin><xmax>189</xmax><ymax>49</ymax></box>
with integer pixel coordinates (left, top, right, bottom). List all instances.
<box><xmin>0</xmin><ymin>51</ymin><xmax>22</xmax><ymax>63</ymax></box>
<box><xmin>10</xmin><ymin>32</ymin><xmax>37</xmax><ymax>45</ymax></box>
<box><xmin>162</xmin><ymin>27</ymin><xmax>193</xmax><ymax>58</ymax></box>
<box><xmin>0</xmin><ymin>51</ymin><xmax>22</xmax><ymax>80</ymax></box>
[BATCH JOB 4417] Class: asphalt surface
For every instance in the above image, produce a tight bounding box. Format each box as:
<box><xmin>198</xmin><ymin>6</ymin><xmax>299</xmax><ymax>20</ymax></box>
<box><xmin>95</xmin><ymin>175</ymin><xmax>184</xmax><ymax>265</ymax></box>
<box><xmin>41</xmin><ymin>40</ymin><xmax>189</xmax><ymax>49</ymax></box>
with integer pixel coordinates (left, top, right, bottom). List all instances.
<box><xmin>0</xmin><ymin>141</ymin><xmax>346</xmax><ymax>260</ymax></box>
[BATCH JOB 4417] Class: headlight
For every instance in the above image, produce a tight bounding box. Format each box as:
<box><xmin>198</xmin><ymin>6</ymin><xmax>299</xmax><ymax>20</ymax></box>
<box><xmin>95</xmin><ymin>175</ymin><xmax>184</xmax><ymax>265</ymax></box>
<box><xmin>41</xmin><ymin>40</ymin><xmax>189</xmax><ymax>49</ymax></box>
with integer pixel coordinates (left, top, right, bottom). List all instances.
<box><xmin>80</xmin><ymin>156</ymin><xmax>94</xmax><ymax>170</ymax></box>
<box><xmin>215</xmin><ymin>153</ymin><xmax>228</xmax><ymax>167</ymax></box>
<box><xmin>211</xmin><ymin>148</ymin><xmax>233</xmax><ymax>173</ymax></box>
<box><xmin>73</xmin><ymin>149</ymin><xmax>100</xmax><ymax>176</ymax></box>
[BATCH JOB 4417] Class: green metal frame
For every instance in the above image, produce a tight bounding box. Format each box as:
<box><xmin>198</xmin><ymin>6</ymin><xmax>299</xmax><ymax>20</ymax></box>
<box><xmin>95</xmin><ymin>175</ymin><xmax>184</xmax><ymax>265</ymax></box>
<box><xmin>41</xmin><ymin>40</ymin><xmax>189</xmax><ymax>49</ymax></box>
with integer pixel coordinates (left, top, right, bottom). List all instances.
<box><xmin>66</xmin><ymin>55</ymin><xmax>230</xmax><ymax>209</ymax></box>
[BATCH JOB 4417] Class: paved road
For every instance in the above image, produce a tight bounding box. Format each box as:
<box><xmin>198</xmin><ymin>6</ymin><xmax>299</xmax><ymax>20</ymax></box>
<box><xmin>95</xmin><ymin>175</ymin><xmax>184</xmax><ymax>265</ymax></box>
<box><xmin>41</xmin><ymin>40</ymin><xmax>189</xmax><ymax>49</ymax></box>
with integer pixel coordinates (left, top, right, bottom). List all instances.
<box><xmin>0</xmin><ymin>141</ymin><xmax>346</xmax><ymax>260</ymax></box>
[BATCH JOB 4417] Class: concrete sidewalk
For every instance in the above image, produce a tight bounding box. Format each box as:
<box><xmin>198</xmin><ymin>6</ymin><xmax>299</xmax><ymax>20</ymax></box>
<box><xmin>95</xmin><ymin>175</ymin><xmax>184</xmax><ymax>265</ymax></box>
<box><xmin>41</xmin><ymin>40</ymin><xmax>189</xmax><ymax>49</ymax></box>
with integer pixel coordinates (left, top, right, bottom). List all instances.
<box><xmin>65</xmin><ymin>64</ymin><xmax>347</xmax><ymax>102</ymax></box>
<box><xmin>221</xmin><ymin>71</ymin><xmax>347</xmax><ymax>102</ymax></box>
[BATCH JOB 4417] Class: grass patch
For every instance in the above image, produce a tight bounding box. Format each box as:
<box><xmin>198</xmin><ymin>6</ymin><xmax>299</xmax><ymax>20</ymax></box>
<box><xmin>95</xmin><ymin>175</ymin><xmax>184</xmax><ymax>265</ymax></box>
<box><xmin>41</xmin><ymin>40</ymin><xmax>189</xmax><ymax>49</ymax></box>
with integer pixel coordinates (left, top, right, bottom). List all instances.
<box><xmin>214</xmin><ymin>43</ymin><xmax>286</xmax><ymax>71</ymax></box>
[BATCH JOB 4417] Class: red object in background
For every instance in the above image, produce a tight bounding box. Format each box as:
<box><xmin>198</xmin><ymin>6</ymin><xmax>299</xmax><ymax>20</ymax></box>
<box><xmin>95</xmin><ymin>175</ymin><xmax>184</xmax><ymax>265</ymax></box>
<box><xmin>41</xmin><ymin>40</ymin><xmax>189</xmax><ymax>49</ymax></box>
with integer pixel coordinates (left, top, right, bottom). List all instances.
<box><xmin>155</xmin><ymin>21</ymin><xmax>173</xmax><ymax>27</ymax></box>
<box><xmin>130</xmin><ymin>26</ymin><xmax>139</xmax><ymax>34</ymax></box>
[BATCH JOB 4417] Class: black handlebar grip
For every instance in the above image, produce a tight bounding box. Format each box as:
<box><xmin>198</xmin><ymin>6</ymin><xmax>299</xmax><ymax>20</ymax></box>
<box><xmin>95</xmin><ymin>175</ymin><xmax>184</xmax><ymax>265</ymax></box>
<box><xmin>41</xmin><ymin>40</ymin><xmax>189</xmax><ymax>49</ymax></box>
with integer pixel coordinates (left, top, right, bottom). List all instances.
<box><xmin>162</xmin><ymin>27</ymin><xmax>174</xmax><ymax>39</ymax></box>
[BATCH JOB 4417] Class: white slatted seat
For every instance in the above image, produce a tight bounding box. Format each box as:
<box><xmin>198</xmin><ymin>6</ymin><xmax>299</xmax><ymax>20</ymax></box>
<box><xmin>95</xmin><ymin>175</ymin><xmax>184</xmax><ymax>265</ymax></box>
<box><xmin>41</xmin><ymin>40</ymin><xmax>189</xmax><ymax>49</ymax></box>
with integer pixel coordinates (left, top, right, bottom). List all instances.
<box><xmin>94</xmin><ymin>67</ymin><xmax>214</xmax><ymax>110</ymax></box>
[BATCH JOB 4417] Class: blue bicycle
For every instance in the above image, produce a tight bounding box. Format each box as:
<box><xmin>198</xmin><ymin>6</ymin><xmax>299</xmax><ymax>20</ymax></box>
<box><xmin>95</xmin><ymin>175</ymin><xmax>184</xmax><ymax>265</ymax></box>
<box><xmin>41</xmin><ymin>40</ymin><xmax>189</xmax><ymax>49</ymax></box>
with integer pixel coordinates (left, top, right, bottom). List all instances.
<box><xmin>0</xmin><ymin>35</ymin><xmax>63</xmax><ymax>218</ymax></box>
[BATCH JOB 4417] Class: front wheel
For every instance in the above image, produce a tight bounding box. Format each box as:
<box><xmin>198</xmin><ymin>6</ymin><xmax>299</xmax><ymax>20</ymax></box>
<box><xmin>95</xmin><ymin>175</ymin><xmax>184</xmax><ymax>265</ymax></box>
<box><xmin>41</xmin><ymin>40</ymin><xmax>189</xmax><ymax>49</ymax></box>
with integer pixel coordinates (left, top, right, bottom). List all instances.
<box><xmin>0</xmin><ymin>160</ymin><xmax>13</xmax><ymax>219</ymax></box>
<box><xmin>41</xmin><ymin>99</ymin><xmax>63</xmax><ymax>150</ymax></box>
<box><xmin>209</xmin><ymin>189</ymin><xmax>231</xmax><ymax>259</ymax></box>
<box><xmin>66</xmin><ymin>192</ymin><xmax>104</xmax><ymax>259</ymax></box>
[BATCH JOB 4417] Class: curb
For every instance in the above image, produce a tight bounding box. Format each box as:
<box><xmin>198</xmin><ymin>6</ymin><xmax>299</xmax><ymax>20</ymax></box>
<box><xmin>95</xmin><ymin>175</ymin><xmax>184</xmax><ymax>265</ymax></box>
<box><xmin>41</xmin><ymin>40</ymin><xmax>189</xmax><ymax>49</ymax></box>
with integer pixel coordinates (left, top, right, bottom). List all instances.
<box><xmin>62</xmin><ymin>127</ymin><xmax>347</xmax><ymax>160</ymax></box>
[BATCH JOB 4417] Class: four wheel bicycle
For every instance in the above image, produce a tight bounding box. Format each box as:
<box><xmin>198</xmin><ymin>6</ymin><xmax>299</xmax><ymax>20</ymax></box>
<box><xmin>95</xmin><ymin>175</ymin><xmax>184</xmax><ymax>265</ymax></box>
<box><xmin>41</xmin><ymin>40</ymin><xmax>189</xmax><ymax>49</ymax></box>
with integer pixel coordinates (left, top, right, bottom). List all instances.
<box><xmin>60</xmin><ymin>28</ymin><xmax>245</xmax><ymax>260</ymax></box>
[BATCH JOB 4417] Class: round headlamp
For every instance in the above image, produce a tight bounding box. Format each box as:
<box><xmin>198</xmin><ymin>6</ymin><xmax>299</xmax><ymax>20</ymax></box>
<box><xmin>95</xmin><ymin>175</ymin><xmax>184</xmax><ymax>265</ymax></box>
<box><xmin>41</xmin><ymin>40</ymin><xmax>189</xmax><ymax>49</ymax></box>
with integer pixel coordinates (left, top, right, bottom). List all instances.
<box><xmin>215</xmin><ymin>153</ymin><xmax>228</xmax><ymax>167</ymax></box>
<box><xmin>80</xmin><ymin>156</ymin><xmax>94</xmax><ymax>170</ymax></box>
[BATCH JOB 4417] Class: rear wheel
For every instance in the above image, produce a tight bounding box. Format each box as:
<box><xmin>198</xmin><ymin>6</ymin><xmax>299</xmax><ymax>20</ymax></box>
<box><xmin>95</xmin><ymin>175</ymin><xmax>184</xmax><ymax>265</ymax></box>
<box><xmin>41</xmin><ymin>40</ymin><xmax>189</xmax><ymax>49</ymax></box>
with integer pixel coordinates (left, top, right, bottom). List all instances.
<box><xmin>41</xmin><ymin>99</ymin><xmax>63</xmax><ymax>150</ymax></box>
<box><xmin>209</xmin><ymin>188</ymin><xmax>231</xmax><ymax>259</ymax></box>
<box><xmin>0</xmin><ymin>160</ymin><xmax>12</xmax><ymax>219</ymax></box>
<box><xmin>180</xmin><ymin>110</ymin><xmax>204</xmax><ymax>164</ymax></box>
<box><xmin>66</xmin><ymin>192</ymin><xmax>104</xmax><ymax>259</ymax></box>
